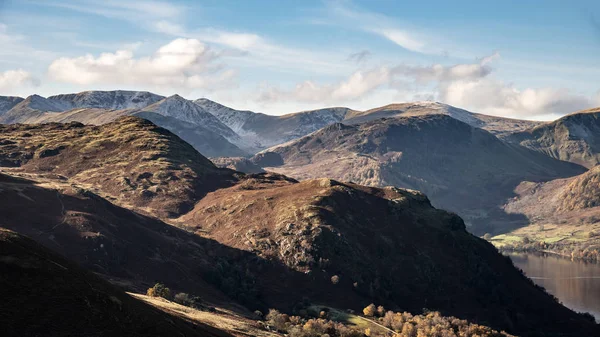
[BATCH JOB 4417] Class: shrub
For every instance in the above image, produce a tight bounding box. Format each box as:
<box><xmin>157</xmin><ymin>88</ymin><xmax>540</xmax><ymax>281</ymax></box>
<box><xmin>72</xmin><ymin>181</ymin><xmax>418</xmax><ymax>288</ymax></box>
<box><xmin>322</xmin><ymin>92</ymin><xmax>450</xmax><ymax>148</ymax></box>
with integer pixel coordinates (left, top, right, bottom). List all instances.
<box><xmin>173</xmin><ymin>292</ymin><xmax>201</xmax><ymax>308</ymax></box>
<box><xmin>266</xmin><ymin>309</ymin><xmax>290</xmax><ymax>331</ymax></box>
<box><xmin>363</xmin><ymin>303</ymin><xmax>376</xmax><ymax>317</ymax></box>
<box><xmin>146</xmin><ymin>283</ymin><xmax>171</xmax><ymax>299</ymax></box>
<box><xmin>331</xmin><ymin>275</ymin><xmax>340</xmax><ymax>284</ymax></box>
<box><xmin>376</xmin><ymin>305</ymin><xmax>385</xmax><ymax>317</ymax></box>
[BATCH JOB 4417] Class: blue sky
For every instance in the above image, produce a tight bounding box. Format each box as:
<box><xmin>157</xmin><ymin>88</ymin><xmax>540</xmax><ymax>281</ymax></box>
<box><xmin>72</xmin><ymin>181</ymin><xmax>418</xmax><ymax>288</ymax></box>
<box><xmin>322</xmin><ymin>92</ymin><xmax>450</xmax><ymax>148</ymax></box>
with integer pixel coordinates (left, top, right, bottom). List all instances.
<box><xmin>0</xmin><ymin>0</ymin><xmax>599</xmax><ymax>118</ymax></box>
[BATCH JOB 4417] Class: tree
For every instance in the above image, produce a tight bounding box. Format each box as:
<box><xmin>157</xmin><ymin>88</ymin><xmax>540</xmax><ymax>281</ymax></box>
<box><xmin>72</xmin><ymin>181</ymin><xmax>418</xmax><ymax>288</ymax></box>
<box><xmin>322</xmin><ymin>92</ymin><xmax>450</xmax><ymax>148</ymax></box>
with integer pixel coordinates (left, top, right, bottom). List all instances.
<box><xmin>363</xmin><ymin>304</ymin><xmax>376</xmax><ymax>317</ymax></box>
<box><xmin>146</xmin><ymin>283</ymin><xmax>171</xmax><ymax>299</ymax></box>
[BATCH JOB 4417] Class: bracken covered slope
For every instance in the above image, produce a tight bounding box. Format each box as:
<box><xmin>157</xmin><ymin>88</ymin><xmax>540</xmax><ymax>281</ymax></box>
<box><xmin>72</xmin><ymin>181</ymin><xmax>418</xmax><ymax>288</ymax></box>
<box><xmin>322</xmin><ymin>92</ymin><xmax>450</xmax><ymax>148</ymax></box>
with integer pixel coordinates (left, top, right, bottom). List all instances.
<box><xmin>254</xmin><ymin>115</ymin><xmax>585</xmax><ymax>234</ymax></box>
<box><xmin>0</xmin><ymin>116</ymin><xmax>238</xmax><ymax>218</ymax></box>
<box><xmin>178</xmin><ymin>176</ymin><xmax>599</xmax><ymax>336</ymax></box>
<box><xmin>0</xmin><ymin>228</ymin><xmax>232</xmax><ymax>337</ymax></box>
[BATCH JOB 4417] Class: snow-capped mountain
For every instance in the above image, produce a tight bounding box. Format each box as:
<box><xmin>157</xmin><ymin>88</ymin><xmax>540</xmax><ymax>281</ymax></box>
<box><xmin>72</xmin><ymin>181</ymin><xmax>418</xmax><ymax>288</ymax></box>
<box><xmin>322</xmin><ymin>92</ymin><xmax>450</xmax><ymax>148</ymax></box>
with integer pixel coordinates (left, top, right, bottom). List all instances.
<box><xmin>141</xmin><ymin>95</ymin><xmax>241</xmax><ymax>145</ymax></box>
<box><xmin>47</xmin><ymin>90</ymin><xmax>164</xmax><ymax>110</ymax></box>
<box><xmin>194</xmin><ymin>98</ymin><xmax>256</xmax><ymax>133</ymax></box>
<box><xmin>195</xmin><ymin>98</ymin><xmax>353</xmax><ymax>152</ymax></box>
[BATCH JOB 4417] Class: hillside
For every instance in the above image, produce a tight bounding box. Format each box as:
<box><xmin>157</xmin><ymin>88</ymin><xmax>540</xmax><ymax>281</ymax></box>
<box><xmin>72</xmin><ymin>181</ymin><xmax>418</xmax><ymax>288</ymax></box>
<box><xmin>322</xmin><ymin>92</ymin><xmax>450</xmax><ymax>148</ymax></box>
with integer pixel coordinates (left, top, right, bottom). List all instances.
<box><xmin>344</xmin><ymin>102</ymin><xmax>541</xmax><ymax>138</ymax></box>
<box><xmin>493</xmin><ymin>166</ymin><xmax>600</xmax><ymax>260</ymax></box>
<box><xmin>0</xmin><ymin>171</ymin><xmax>269</xmax><ymax>309</ymax></box>
<box><xmin>0</xmin><ymin>172</ymin><xmax>526</xmax><ymax>336</ymax></box>
<box><xmin>0</xmin><ymin>116</ymin><xmax>238</xmax><ymax>218</ymax></box>
<box><xmin>253</xmin><ymin>115</ymin><xmax>585</xmax><ymax>234</ymax></box>
<box><xmin>177</xmin><ymin>176</ymin><xmax>598</xmax><ymax>336</ymax></box>
<box><xmin>0</xmin><ymin>228</ymin><xmax>232</xmax><ymax>337</ymax></box>
<box><xmin>508</xmin><ymin>109</ymin><xmax>600</xmax><ymax>168</ymax></box>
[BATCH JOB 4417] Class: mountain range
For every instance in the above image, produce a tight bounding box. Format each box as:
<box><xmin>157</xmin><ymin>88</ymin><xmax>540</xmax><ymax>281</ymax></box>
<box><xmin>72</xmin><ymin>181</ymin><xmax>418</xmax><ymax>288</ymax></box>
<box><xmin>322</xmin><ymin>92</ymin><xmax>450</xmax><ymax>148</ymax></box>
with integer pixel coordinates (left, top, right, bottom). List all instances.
<box><xmin>0</xmin><ymin>116</ymin><xmax>598</xmax><ymax>336</ymax></box>
<box><xmin>2</xmin><ymin>90</ymin><xmax>600</xmax><ymax>236</ymax></box>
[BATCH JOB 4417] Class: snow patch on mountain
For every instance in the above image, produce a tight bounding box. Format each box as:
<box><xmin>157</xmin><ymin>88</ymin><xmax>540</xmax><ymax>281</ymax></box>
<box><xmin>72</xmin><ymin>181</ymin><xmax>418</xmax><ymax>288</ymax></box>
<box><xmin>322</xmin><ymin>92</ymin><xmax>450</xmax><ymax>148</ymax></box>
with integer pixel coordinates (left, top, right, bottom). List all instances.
<box><xmin>194</xmin><ymin>98</ymin><xmax>255</xmax><ymax>133</ymax></box>
<box><xmin>142</xmin><ymin>95</ymin><xmax>242</xmax><ymax>146</ymax></box>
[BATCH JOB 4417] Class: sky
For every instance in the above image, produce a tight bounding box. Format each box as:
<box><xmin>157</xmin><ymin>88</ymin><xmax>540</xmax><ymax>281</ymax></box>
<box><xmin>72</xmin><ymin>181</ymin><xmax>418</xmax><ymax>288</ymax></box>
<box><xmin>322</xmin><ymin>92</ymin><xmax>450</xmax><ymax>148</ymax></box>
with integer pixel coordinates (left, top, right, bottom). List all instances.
<box><xmin>0</xmin><ymin>0</ymin><xmax>600</xmax><ymax>119</ymax></box>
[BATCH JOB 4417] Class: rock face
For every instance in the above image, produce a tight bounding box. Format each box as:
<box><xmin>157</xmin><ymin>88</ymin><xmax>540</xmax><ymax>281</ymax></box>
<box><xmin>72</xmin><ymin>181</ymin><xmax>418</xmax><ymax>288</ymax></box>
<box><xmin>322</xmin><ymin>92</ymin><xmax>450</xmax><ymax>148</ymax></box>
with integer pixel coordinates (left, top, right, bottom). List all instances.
<box><xmin>0</xmin><ymin>228</ymin><xmax>229</xmax><ymax>337</ymax></box>
<box><xmin>254</xmin><ymin>115</ymin><xmax>585</xmax><ymax>234</ymax></box>
<box><xmin>507</xmin><ymin>108</ymin><xmax>600</xmax><ymax>168</ymax></box>
<box><xmin>0</xmin><ymin>117</ymin><xmax>238</xmax><ymax>218</ymax></box>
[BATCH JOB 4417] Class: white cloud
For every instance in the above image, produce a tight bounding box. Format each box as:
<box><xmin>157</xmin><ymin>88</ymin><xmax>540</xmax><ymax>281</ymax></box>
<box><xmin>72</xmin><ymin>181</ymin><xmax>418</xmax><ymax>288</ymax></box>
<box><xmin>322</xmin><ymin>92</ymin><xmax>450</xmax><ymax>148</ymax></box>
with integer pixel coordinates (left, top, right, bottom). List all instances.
<box><xmin>153</xmin><ymin>20</ymin><xmax>186</xmax><ymax>36</ymax></box>
<box><xmin>0</xmin><ymin>69</ymin><xmax>40</xmax><ymax>91</ymax></box>
<box><xmin>256</xmin><ymin>52</ymin><xmax>598</xmax><ymax>118</ymax></box>
<box><xmin>324</xmin><ymin>1</ymin><xmax>442</xmax><ymax>55</ymax></box>
<box><xmin>38</xmin><ymin>0</ymin><xmax>184</xmax><ymax>21</ymax></box>
<box><xmin>259</xmin><ymin>67</ymin><xmax>391</xmax><ymax>103</ymax></box>
<box><xmin>393</xmin><ymin>53</ymin><xmax>499</xmax><ymax>83</ymax></box>
<box><xmin>440</xmin><ymin>79</ymin><xmax>594</xmax><ymax>119</ymax></box>
<box><xmin>371</xmin><ymin>29</ymin><xmax>425</xmax><ymax>53</ymax></box>
<box><xmin>48</xmin><ymin>38</ymin><xmax>236</xmax><ymax>91</ymax></box>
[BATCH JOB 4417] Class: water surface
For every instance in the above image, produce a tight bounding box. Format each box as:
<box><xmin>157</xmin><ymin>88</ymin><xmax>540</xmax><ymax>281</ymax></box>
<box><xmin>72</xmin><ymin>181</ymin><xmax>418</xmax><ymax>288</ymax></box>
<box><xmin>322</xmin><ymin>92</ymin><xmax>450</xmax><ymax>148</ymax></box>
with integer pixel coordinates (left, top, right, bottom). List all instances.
<box><xmin>507</xmin><ymin>252</ymin><xmax>600</xmax><ymax>320</ymax></box>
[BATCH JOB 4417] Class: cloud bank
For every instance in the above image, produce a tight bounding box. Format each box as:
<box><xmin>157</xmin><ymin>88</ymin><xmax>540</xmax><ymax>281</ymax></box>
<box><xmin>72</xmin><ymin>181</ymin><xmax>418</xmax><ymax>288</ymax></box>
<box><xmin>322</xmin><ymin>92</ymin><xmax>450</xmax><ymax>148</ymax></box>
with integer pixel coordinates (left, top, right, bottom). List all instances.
<box><xmin>48</xmin><ymin>38</ymin><xmax>236</xmax><ymax>91</ymax></box>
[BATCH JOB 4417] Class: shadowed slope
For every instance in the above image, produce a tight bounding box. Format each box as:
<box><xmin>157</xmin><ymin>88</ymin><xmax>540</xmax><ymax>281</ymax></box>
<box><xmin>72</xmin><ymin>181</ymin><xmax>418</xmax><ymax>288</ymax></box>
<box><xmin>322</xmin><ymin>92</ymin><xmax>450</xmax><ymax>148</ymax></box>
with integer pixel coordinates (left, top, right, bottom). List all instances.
<box><xmin>0</xmin><ymin>228</ymin><xmax>233</xmax><ymax>337</ymax></box>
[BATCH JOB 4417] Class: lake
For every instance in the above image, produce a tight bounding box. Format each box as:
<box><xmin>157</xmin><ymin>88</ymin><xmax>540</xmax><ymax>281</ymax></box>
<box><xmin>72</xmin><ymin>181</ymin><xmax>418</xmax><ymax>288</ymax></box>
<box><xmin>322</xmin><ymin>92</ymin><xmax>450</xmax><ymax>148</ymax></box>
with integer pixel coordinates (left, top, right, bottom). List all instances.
<box><xmin>507</xmin><ymin>252</ymin><xmax>600</xmax><ymax>320</ymax></box>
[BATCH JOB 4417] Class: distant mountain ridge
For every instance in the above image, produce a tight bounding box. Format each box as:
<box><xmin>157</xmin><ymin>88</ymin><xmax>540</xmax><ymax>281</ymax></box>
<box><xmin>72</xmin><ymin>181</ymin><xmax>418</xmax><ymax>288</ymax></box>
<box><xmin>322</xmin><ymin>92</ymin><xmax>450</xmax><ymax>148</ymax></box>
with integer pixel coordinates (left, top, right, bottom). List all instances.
<box><xmin>47</xmin><ymin>90</ymin><xmax>164</xmax><ymax>110</ymax></box>
<box><xmin>0</xmin><ymin>91</ymin><xmax>247</xmax><ymax>157</ymax></box>
<box><xmin>0</xmin><ymin>96</ymin><xmax>24</xmax><ymax>115</ymax></box>
<box><xmin>344</xmin><ymin>102</ymin><xmax>542</xmax><ymax>137</ymax></box>
<box><xmin>507</xmin><ymin>108</ymin><xmax>600</xmax><ymax>168</ymax></box>
<box><xmin>195</xmin><ymin>98</ymin><xmax>352</xmax><ymax>152</ymax></box>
